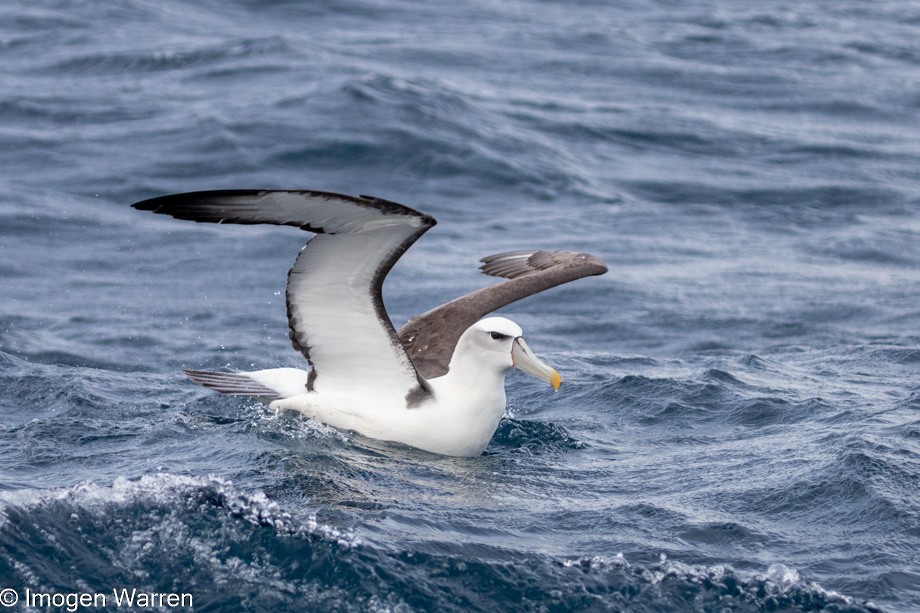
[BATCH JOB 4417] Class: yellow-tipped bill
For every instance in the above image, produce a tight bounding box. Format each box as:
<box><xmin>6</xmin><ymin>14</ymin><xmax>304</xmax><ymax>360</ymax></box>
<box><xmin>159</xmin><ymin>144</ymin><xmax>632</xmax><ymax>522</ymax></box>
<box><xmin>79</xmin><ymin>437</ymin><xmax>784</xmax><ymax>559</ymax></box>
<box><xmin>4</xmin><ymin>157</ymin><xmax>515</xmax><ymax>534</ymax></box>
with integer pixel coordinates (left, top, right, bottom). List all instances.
<box><xmin>511</xmin><ymin>337</ymin><xmax>561</xmax><ymax>391</ymax></box>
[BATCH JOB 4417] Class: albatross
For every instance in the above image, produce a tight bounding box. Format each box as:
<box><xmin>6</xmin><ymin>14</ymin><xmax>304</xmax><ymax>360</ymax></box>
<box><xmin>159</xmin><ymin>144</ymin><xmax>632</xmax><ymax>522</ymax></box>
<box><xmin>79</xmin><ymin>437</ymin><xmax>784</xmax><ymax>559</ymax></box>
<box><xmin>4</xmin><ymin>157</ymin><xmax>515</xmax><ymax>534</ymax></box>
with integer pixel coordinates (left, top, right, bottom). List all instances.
<box><xmin>133</xmin><ymin>190</ymin><xmax>607</xmax><ymax>456</ymax></box>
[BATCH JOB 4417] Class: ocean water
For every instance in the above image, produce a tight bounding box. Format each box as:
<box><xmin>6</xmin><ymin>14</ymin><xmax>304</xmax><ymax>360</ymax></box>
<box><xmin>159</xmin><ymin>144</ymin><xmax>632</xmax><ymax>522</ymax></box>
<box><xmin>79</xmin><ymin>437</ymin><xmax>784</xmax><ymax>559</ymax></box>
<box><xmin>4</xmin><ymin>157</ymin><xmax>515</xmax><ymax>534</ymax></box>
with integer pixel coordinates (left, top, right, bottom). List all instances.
<box><xmin>1</xmin><ymin>0</ymin><xmax>919</xmax><ymax>611</ymax></box>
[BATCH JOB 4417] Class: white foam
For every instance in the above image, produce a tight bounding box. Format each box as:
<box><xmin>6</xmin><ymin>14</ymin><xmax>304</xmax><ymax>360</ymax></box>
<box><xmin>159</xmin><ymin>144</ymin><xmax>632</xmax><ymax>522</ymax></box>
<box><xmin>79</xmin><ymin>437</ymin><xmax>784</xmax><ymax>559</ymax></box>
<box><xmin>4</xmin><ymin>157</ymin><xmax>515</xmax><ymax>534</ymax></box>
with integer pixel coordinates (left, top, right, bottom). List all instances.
<box><xmin>765</xmin><ymin>562</ymin><xmax>801</xmax><ymax>585</ymax></box>
<box><xmin>559</xmin><ymin>552</ymin><xmax>862</xmax><ymax>608</ymax></box>
<box><xmin>0</xmin><ymin>472</ymin><xmax>359</xmax><ymax>547</ymax></box>
<box><xmin>251</xmin><ymin>407</ymin><xmax>352</xmax><ymax>444</ymax></box>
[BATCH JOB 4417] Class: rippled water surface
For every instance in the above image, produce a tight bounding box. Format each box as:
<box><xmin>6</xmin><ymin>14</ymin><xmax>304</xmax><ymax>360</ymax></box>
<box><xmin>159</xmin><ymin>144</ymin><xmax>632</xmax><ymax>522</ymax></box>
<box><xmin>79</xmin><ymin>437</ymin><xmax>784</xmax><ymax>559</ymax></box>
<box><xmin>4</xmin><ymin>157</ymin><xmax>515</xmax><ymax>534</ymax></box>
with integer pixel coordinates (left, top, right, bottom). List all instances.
<box><xmin>1</xmin><ymin>1</ymin><xmax>919</xmax><ymax>611</ymax></box>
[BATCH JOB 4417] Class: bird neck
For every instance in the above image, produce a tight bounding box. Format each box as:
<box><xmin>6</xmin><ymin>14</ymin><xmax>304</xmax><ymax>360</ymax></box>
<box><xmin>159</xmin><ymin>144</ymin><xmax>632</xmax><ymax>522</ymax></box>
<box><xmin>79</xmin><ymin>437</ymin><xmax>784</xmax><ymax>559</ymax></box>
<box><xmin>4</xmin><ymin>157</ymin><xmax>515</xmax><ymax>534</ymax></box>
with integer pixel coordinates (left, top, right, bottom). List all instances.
<box><xmin>439</xmin><ymin>347</ymin><xmax>508</xmax><ymax>404</ymax></box>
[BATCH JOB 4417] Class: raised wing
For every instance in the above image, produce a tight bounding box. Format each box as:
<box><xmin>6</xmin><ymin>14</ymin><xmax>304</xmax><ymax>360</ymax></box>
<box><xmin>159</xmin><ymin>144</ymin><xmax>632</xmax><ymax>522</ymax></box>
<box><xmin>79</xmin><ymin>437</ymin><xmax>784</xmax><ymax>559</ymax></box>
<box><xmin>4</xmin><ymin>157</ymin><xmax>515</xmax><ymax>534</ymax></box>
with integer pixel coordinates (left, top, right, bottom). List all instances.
<box><xmin>133</xmin><ymin>190</ymin><xmax>436</xmax><ymax>404</ymax></box>
<box><xmin>397</xmin><ymin>250</ymin><xmax>608</xmax><ymax>379</ymax></box>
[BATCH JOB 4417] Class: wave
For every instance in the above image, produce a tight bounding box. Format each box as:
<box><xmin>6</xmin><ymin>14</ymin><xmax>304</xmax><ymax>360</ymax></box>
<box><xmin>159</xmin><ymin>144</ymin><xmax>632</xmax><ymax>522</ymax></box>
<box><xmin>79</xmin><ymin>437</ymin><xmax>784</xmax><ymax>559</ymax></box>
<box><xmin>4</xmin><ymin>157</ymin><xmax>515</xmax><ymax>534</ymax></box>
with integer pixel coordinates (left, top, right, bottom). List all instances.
<box><xmin>489</xmin><ymin>417</ymin><xmax>585</xmax><ymax>454</ymax></box>
<box><xmin>0</xmin><ymin>476</ymin><xmax>882</xmax><ymax>612</ymax></box>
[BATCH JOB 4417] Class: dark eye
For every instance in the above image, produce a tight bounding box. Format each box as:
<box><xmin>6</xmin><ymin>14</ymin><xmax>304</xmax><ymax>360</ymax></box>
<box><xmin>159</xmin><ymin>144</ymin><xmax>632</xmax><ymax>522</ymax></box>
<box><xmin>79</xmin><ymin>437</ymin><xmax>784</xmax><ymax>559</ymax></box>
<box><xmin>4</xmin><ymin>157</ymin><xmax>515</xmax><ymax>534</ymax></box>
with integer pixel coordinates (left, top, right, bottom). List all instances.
<box><xmin>490</xmin><ymin>331</ymin><xmax>509</xmax><ymax>340</ymax></box>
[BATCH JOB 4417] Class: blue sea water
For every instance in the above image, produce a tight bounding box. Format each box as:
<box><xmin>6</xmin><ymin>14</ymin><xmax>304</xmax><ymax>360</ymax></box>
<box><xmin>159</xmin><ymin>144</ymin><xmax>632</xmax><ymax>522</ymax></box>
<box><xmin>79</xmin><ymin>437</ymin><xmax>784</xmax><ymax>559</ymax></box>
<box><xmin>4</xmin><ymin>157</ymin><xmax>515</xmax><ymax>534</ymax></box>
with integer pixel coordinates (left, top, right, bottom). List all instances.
<box><xmin>1</xmin><ymin>0</ymin><xmax>919</xmax><ymax>610</ymax></box>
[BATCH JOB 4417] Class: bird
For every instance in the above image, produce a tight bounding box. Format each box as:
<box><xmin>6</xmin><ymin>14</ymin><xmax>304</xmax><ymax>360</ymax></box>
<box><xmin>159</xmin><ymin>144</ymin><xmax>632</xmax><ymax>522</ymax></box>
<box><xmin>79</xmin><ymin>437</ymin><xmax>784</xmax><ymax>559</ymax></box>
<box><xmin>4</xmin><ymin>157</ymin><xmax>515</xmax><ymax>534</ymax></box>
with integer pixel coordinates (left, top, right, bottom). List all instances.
<box><xmin>133</xmin><ymin>190</ymin><xmax>607</xmax><ymax>456</ymax></box>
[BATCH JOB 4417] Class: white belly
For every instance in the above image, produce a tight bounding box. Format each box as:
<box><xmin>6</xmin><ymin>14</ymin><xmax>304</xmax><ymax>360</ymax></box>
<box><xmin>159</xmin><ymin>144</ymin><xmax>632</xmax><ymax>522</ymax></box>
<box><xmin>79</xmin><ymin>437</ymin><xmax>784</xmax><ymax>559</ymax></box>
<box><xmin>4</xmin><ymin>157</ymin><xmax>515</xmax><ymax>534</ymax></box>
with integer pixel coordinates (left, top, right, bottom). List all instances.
<box><xmin>268</xmin><ymin>373</ymin><xmax>507</xmax><ymax>457</ymax></box>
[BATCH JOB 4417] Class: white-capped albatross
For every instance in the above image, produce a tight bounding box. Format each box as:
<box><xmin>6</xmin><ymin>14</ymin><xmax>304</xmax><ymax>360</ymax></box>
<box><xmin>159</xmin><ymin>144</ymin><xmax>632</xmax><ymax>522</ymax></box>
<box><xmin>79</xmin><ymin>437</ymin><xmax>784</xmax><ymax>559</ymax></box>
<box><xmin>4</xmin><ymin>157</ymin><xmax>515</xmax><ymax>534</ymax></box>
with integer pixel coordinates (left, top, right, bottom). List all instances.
<box><xmin>133</xmin><ymin>190</ymin><xmax>607</xmax><ymax>457</ymax></box>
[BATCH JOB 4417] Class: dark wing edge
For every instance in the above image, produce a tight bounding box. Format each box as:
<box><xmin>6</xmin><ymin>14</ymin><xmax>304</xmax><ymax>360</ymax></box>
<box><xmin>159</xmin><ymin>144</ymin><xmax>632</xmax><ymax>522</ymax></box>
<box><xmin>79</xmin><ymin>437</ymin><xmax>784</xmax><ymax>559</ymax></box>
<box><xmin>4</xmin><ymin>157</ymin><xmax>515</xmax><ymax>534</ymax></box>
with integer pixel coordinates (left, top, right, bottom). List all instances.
<box><xmin>398</xmin><ymin>250</ymin><xmax>607</xmax><ymax>379</ymax></box>
<box><xmin>132</xmin><ymin>189</ymin><xmax>435</xmax><ymax>232</ymax></box>
<box><xmin>134</xmin><ymin>190</ymin><xmax>437</xmax><ymax>402</ymax></box>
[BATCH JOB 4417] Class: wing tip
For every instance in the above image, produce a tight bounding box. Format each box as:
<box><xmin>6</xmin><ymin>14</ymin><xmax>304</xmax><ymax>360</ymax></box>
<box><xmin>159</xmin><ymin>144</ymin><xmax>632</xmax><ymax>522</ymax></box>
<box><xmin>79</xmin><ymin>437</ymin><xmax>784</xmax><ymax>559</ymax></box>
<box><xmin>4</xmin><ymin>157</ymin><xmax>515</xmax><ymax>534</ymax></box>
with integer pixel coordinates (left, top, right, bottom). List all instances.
<box><xmin>183</xmin><ymin>368</ymin><xmax>281</xmax><ymax>398</ymax></box>
<box><xmin>479</xmin><ymin>250</ymin><xmax>608</xmax><ymax>279</ymax></box>
<box><xmin>131</xmin><ymin>189</ymin><xmax>438</xmax><ymax>228</ymax></box>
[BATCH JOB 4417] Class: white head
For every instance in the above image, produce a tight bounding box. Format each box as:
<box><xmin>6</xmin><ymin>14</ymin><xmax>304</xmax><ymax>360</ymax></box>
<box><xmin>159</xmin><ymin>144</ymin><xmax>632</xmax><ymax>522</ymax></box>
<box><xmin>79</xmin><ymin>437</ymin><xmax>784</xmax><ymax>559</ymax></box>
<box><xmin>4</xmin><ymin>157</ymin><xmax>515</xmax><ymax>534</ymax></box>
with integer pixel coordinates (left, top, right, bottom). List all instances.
<box><xmin>452</xmin><ymin>316</ymin><xmax>560</xmax><ymax>390</ymax></box>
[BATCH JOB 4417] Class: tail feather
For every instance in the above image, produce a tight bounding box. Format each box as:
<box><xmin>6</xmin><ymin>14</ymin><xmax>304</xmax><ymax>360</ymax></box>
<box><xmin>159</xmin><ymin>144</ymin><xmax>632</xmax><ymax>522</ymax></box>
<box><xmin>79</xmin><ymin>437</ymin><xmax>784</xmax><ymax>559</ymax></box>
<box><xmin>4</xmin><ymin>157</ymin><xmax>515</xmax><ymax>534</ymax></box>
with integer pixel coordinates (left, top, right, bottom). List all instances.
<box><xmin>183</xmin><ymin>369</ymin><xmax>281</xmax><ymax>399</ymax></box>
